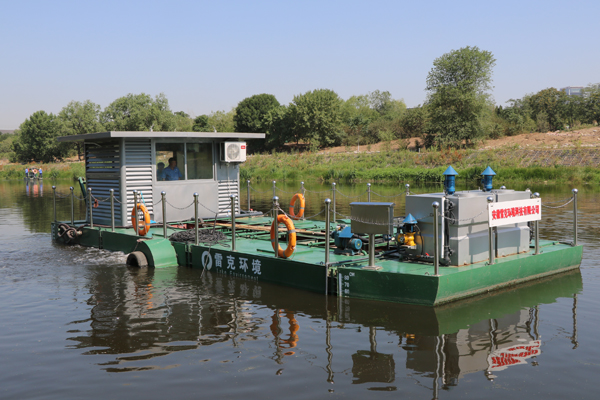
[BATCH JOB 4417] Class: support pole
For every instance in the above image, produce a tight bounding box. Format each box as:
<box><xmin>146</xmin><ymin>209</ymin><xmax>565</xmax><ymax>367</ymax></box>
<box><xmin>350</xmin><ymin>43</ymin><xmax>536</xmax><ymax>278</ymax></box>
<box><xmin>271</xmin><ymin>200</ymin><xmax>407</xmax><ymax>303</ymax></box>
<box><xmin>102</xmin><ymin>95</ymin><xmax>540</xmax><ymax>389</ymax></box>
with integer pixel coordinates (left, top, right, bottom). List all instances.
<box><xmin>487</xmin><ymin>196</ymin><xmax>494</xmax><ymax>265</ymax></box>
<box><xmin>194</xmin><ymin>192</ymin><xmax>199</xmax><ymax>246</ymax></box>
<box><xmin>88</xmin><ymin>188</ymin><xmax>93</xmax><ymax>228</ymax></box>
<box><xmin>231</xmin><ymin>195</ymin><xmax>237</xmax><ymax>251</ymax></box>
<box><xmin>52</xmin><ymin>186</ymin><xmax>57</xmax><ymax>222</ymax></box>
<box><xmin>110</xmin><ymin>189</ymin><xmax>115</xmax><ymax>232</ymax></box>
<box><xmin>161</xmin><ymin>191</ymin><xmax>167</xmax><ymax>238</ymax></box>
<box><xmin>70</xmin><ymin>187</ymin><xmax>74</xmax><ymax>225</ymax></box>
<box><xmin>572</xmin><ymin>188</ymin><xmax>578</xmax><ymax>246</ymax></box>
<box><xmin>533</xmin><ymin>192</ymin><xmax>540</xmax><ymax>255</ymax></box>
<box><xmin>367</xmin><ymin>183</ymin><xmax>371</xmax><ymax>202</ymax></box>
<box><xmin>325</xmin><ymin>198</ymin><xmax>331</xmax><ymax>295</ymax></box>
<box><xmin>273</xmin><ymin>196</ymin><xmax>279</xmax><ymax>258</ymax></box>
<box><xmin>132</xmin><ymin>190</ymin><xmax>138</xmax><ymax>235</ymax></box>
<box><xmin>432</xmin><ymin>201</ymin><xmax>440</xmax><ymax>276</ymax></box>
<box><xmin>247</xmin><ymin>180</ymin><xmax>251</xmax><ymax>211</ymax></box>
<box><xmin>405</xmin><ymin>183</ymin><xmax>410</xmax><ymax>196</ymax></box>
<box><xmin>332</xmin><ymin>182</ymin><xmax>336</xmax><ymax>221</ymax></box>
<box><xmin>272</xmin><ymin>180</ymin><xmax>276</xmax><ymax>197</ymax></box>
<box><xmin>368</xmin><ymin>233</ymin><xmax>375</xmax><ymax>268</ymax></box>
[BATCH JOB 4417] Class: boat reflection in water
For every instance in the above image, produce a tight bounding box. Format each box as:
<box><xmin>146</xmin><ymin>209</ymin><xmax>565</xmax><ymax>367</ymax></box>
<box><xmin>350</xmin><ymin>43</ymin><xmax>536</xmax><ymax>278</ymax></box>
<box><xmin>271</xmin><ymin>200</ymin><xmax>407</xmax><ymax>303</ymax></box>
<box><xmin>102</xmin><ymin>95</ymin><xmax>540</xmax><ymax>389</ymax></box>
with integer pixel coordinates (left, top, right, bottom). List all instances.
<box><xmin>68</xmin><ymin>265</ymin><xmax>581</xmax><ymax>393</ymax></box>
<box><xmin>25</xmin><ymin>180</ymin><xmax>43</xmax><ymax>197</ymax></box>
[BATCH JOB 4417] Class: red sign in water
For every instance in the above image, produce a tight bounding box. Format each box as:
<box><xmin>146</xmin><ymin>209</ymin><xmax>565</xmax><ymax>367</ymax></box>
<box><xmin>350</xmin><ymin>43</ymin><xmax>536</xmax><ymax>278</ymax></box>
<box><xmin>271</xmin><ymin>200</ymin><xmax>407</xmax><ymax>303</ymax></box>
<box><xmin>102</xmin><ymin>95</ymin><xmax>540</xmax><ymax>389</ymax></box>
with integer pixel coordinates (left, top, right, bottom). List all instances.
<box><xmin>488</xmin><ymin>198</ymin><xmax>541</xmax><ymax>228</ymax></box>
<box><xmin>488</xmin><ymin>340</ymin><xmax>541</xmax><ymax>371</ymax></box>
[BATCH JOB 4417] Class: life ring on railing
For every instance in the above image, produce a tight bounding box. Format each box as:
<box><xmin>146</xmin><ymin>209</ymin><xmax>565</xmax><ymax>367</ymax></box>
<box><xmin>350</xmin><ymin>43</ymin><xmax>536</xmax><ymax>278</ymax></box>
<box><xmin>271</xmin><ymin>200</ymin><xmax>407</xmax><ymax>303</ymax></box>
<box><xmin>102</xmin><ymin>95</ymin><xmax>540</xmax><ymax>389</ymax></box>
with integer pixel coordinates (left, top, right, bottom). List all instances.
<box><xmin>132</xmin><ymin>203</ymin><xmax>151</xmax><ymax>236</ymax></box>
<box><xmin>288</xmin><ymin>193</ymin><xmax>305</xmax><ymax>220</ymax></box>
<box><xmin>270</xmin><ymin>214</ymin><xmax>296</xmax><ymax>258</ymax></box>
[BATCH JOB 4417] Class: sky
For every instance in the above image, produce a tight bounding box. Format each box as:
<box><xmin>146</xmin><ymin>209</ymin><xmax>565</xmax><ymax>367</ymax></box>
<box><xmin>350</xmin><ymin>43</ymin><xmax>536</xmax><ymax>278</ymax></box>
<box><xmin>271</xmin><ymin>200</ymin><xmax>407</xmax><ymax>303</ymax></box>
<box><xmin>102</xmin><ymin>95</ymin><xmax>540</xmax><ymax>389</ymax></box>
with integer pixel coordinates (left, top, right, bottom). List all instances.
<box><xmin>1</xmin><ymin>0</ymin><xmax>599</xmax><ymax>129</ymax></box>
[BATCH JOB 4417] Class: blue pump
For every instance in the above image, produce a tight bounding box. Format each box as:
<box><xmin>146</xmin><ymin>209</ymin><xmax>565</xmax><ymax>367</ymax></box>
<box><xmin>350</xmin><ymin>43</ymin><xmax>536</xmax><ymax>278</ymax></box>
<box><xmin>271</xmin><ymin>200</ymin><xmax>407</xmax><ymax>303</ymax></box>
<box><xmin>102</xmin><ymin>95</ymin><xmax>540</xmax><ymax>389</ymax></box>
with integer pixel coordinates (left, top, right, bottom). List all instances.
<box><xmin>481</xmin><ymin>166</ymin><xmax>496</xmax><ymax>192</ymax></box>
<box><xmin>443</xmin><ymin>166</ymin><xmax>459</xmax><ymax>195</ymax></box>
<box><xmin>331</xmin><ymin>225</ymin><xmax>363</xmax><ymax>255</ymax></box>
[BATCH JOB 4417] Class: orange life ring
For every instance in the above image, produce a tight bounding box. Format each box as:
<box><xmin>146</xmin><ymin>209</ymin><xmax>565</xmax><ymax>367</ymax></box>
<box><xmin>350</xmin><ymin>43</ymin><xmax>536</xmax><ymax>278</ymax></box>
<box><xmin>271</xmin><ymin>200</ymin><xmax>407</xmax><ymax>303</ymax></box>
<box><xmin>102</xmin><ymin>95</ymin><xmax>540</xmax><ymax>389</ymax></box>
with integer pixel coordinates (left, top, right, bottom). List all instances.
<box><xmin>270</xmin><ymin>214</ymin><xmax>296</xmax><ymax>258</ymax></box>
<box><xmin>132</xmin><ymin>203</ymin><xmax>151</xmax><ymax>236</ymax></box>
<box><xmin>93</xmin><ymin>198</ymin><xmax>99</xmax><ymax>208</ymax></box>
<box><xmin>288</xmin><ymin>193</ymin><xmax>305</xmax><ymax>220</ymax></box>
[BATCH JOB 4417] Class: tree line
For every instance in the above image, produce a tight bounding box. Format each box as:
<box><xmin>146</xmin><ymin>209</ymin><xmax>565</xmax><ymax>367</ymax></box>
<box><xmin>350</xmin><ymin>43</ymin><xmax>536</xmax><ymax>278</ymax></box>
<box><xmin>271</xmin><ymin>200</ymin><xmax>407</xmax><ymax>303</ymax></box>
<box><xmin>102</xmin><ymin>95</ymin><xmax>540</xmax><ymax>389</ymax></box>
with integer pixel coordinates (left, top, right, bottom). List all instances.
<box><xmin>6</xmin><ymin>46</ymin><xmax>600</xmax><ymax>163</ymax></box>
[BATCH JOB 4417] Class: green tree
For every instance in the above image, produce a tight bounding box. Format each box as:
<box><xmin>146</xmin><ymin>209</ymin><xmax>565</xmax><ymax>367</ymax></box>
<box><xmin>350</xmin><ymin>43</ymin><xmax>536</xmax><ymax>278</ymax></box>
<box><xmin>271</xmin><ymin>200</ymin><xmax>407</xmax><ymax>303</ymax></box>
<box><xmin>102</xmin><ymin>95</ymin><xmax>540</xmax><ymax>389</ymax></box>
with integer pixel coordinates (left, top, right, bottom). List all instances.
<box><xmin>288</xmin><ymin>89</ymin><xmax>344</xmax><ymax>149</ymax></box>
<box><xmin>425</xmin><ymin>46</ymin><xmax>496</xmax><ymax>148</ymax></box>
<box><xmin>58</xmin><ymin>100</ymin><xmax>104</xmax><ymax>159</ymax></box>
<box><xmin>173</xmin><ymin>111</ymin><xmax>193</xmax><ymax>132</ymax></box>
<box><xmin>400</xmin><ymin>106</ymin><xmax>428</xmax><ymax>137</ymax></box>
<box><xmin>527</xmin><ymin>88</ymin><xmax>567</xmax><ymax>131</ymax></box>
<box><xmin>12</xmin><ymin>111</ymin><xmax>70</xmax><ymax>162</ymax></box>
<box><xmin>585</xmin><ymin>88</ymin><xmax>600</xmax><ymax>124</ymax></box>
<box><xmin>192</xmin><ymin>115</ymin><xmax>212</xmax><ymax>132</ymax></box>
<box><xmin>368</xmin><ymin>90</ymin><xmax>407</xmax><ymax>119</ymax></box>
<box><xmin>234</xmin><ymin>94</ymin><xmax>280</xmax><ymax>134</ymax></box>
<box><xmin>208</xmin><ymin>109</ymin><xmax>236</xmax><ymax>132</ymax></box>
<box><xmin>101</xmin><ymin>93</ymin><xmax>175</xmax><ymax>131</ymax></box>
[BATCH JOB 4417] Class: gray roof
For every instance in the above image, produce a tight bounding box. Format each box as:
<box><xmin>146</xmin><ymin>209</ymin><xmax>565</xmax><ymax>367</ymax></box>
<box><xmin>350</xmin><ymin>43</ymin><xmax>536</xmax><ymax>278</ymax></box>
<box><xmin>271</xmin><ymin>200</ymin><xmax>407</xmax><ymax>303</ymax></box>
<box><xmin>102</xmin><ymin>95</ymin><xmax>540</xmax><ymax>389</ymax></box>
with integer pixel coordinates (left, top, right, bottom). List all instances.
<box><xmin>57</xmin><ymin>131</ymin><xmax>265</xmax><ymax>142</ymax></box>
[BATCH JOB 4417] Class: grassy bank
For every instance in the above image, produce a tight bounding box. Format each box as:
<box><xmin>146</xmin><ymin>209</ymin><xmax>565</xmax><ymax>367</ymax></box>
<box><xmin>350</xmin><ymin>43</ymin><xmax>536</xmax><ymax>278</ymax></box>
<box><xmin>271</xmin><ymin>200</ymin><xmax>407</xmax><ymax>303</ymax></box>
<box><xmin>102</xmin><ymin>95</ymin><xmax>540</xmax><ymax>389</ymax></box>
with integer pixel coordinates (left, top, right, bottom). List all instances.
<box><xmin>0</xmin><ymin>162</ymin><xmax>84</xmax><ymax>180</ymax></box>
<box><xmin>241</xmin><ymin>149</ymin><xmax>600</xmax><ymax>185</ymax></box>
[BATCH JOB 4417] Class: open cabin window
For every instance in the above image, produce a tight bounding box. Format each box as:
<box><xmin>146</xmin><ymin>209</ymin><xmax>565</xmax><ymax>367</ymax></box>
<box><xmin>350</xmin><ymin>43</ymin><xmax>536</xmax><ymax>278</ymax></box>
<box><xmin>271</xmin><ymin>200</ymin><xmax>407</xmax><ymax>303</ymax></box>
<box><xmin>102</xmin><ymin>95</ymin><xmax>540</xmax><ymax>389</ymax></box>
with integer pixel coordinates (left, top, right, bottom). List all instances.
<box><xmin>155</xmin><ymin>142</ymin><xmax>213</xmax><ymax>181</ymax></box>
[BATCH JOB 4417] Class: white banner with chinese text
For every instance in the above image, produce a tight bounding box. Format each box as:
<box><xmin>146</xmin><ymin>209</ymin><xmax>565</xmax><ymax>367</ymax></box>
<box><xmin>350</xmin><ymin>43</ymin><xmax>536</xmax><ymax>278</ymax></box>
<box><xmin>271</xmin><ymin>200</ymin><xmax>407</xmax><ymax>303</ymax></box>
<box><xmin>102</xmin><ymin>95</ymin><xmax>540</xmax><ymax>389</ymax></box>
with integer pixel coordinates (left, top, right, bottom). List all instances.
<box><xmin>488</xmin><ymin>198</ymin><xmax>541</xmax><ymax>228</ymax></box>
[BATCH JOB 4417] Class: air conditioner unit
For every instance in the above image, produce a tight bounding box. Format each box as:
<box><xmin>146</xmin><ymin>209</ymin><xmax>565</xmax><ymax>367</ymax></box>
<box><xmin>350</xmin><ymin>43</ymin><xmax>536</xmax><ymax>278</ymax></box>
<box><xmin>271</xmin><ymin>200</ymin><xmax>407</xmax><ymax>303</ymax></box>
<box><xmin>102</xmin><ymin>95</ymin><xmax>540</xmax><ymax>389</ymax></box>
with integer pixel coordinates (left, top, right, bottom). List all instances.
<box><xmin>220</xmin><ymin>142</ymin><xmax>247</xmax><ymax>162</ymax></box>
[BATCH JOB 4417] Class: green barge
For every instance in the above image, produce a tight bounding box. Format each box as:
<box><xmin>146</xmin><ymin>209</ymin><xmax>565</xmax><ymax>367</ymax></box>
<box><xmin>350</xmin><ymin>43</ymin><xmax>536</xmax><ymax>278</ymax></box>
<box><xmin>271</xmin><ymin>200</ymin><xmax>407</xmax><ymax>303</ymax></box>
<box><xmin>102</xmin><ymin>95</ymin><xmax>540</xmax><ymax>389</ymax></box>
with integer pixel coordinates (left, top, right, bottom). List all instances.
<box><xmin>51</xmin><ymin>131</ymin><xmax>583</xmax><ymax>306</ymax></box>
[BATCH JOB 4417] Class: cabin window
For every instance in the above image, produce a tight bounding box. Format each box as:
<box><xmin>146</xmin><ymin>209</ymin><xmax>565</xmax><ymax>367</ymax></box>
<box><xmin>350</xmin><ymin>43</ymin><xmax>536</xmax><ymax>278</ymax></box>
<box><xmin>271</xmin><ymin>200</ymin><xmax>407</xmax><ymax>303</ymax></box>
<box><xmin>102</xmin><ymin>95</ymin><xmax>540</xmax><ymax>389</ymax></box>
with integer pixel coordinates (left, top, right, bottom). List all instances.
<box><xmin>156</xmin><ymin>143</ymin><xmax>185</xmax><ymax>181</ymax></box>
<box><xmin>186</xmin><ymin>143</ymin><xmax>213</xmax><ymax>180</ymax></box>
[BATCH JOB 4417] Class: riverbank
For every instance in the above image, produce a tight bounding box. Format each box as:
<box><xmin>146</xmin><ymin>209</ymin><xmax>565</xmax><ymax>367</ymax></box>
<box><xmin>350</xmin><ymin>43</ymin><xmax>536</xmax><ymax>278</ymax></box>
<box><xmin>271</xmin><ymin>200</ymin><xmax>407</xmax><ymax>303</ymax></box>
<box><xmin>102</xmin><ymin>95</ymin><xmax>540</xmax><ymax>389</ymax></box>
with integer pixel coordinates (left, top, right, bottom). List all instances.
<box><xmin>0</xmin><ymin>162</ymin><xmax>84</xmax><ymax>180</ymax></box>
<box><xmin>241</xmin><ymin>147</ymin><xmax>600</xmax><ymax>185</ymax></box>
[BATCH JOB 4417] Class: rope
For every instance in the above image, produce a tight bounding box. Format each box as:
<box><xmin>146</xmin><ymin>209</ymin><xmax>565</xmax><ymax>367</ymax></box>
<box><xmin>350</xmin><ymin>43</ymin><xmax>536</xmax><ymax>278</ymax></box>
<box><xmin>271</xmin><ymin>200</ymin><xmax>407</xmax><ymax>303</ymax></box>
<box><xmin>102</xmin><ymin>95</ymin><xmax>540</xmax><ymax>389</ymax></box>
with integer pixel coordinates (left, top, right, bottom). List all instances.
<box><xmin>335</xmin><ymin>188</ymin><xmax>368</xmax><ymax>199</ymax></box>
<box><xmin>542</xmin><ymin>196</ymin><xmax>574</xmax><ymax>209</ymax></box>
<box><xmin>274</xmin><ymin>186</ymin><xmax>298</xmax><ymax>194</ymax></box>
<box><xmin>370</xmin><ymin>191</ymin><xmax>407</xmax><ymax>198</ymax></box>
<box><xmin>276</xmin><ymin>206</ymin><xmax>327</xmax><ymax>220</ymax></box>
<box><xmin>166</xmin><ymin>199</ymin><xmax>195</xmax><ymax>210</ymax></box>
<box><xmin>304</xmin><ymin>188</ymin><xmax>331</xmax><ymax>194</ymax></box>
<box><xmin>249</xmin><ymin>185</ymin><xmax>272</xmax><ymax>194</ymax></box>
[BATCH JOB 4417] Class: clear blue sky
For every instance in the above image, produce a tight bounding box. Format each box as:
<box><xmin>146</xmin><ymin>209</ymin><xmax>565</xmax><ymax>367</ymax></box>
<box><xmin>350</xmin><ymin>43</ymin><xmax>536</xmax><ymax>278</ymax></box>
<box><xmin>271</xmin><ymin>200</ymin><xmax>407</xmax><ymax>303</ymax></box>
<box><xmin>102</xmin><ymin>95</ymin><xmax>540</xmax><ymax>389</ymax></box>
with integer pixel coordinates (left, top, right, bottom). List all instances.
<box><xmin>1</xmin><ymin>0</ymin><xmax>598</xmax><ymax>129</ymax></box>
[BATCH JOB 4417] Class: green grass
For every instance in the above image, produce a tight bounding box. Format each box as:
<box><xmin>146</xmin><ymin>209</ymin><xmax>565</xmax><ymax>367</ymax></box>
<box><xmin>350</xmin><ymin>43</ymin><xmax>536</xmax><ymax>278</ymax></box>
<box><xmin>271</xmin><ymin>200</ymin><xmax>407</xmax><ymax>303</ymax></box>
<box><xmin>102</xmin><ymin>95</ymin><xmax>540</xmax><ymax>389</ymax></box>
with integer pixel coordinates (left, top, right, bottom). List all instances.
<box><xmin>0</xmin><ymin>162</ymin><xmax>85</xmax><ymax>180</ymax></box>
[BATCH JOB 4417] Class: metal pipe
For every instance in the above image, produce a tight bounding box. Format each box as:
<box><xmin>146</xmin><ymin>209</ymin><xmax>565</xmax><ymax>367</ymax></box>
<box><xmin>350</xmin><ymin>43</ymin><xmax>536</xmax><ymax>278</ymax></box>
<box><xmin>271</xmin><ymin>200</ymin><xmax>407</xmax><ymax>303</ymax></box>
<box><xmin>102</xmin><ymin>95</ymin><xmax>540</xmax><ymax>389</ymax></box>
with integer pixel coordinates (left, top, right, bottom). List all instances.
<box><xmin>572</xmin><ymin>188</ymin><xmax>578</xmax><ymax>246</ymax></box>
<box><xmin>273</xmin><ymin>196</ymin><xmax>279</xmax><ymax>258</ymax></box>
<box><xmin>332</xmin><ymin>182</ymin><xmax>336</xmax><ymax>221</ymax></box>
<box><xmin>367</xmin><ymin>183</ymin><xmax>371</xmax><ymax>202</ymax></box>
<box><xmin>132</xmin><ymin>190</ymin><xmax>138</xmax><ymax>235</ymax></box>
<box><xmin>405</xmin><ymin>183</ymin><xmax>410</xmax><ymax>196</ymax></box>
<box><xmin>194</xmin><ymin>192</ymin><xmax>199</xmax><ymax>246</ymax></box>
<box><xmin>301</xmin><ymin>181</ymin><xmax>305</xmax><ymax>220</ymax></box>
<box><xmin>70</xmin><ymin>187</ymin><xmax>74</xmax><ymax>225</ymax></box>
<box><xmin>368</xmin><ymin>233</ymin><xmax>375</xmax><ymax>267</ymax></box>
<box><xmin>110</xmin><ymin>189</ymin><xmax>115</xmax><ymax>232</ymax></box>
<box><xmin>533</xmin><ymin>192</ymin><xmax>540</xmax><ymax>255</ymax></box>
<box><xmin>88</xmin><ymin>188</ymin><xmax>93</xmax><ymax>228</ymax></box>
<box><xmin>432</xmin><ymin>201</ymin><xmax>440</xmax><ymax>276</ymax></box>
<box><xmin>161</xmin><ymin>191</ymin><xmax>167</xmax><ymax>238</ymax></box>
<box><xmin>247</xmin><ymin>180</ymin><xmax>251</xmax><ymax>211</ymax></box>
<box><xmin>440</xmin><ymin>196</ymin><xmax>445</xmax><ymax>258</ymax></box>
<box><xmin>272</xmin><ymin>180</ymin><xmax>276</xmax><ymax>197</ymax></box>
<box><xmin>231</xmin><ymin>195</ymin><xmax>237</xmax><ymax>251</ymax></box>
<box><xmin>487</xmin><ymin>196</ymin><xmax>494</xmax><ymax>265</ymax></box>
<box><xmin>52</xmin><ymin>186</ymin><xmax>57</xmax><ymax>222</ymax></box>
<box><xmin>325</xmin><ymin>198</ymin><xmax>331</xmax><ymax>295</ymax></box>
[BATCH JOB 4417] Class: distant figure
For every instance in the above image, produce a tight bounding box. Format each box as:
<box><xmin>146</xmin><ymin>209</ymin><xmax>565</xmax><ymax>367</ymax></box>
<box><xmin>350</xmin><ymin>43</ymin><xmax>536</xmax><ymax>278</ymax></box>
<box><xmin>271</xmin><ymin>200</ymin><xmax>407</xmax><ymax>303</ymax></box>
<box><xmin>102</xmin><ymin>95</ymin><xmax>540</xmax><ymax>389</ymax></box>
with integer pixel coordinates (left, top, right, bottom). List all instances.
<box><xmin>32</xmin><ymin>168</ymin><xmax>38</xmax><ymax>178</ymax></box>
<box><xmin>156</xmin><ymin>162</ymin><xmax>165</xmax><ymax>181</ymax></box>
<box><xmin>164</xmin><ymin>158</ymin><xmax>183</xmax><ymax>181</ymax></box>
<box><xmin>39</xmin><ymin>167</ymin><xmax>43</xmax><ymax>179</ymax></box>
<box><xmin>25</xmin><ymin>168</ymin><xmax>28</xmax><ymax>178</ymax></box>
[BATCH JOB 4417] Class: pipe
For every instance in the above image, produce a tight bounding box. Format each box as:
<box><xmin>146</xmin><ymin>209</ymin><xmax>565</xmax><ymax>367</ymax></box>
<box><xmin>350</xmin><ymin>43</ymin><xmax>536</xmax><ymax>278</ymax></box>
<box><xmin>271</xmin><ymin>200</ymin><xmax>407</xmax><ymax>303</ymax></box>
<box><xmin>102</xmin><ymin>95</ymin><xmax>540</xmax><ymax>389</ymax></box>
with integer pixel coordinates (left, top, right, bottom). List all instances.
<box><xmin>161</xmin><ymin>191</ymin><xmax>167</xmax><ymax>238</ymax></box>
<box><xmin>405</xmin><ymin>183</ymin><xmax>410</xmax><ymax>196</ymax></box>
<box><xmin>247</xmin><ymin>180</ymin><xmax>251</xmax><ymax>211</ymax></box>
<box><xmin>440</xmin><ymin>196</ymin><xmax>445</xmax><ymax>260</ymax></box>
<box><xmin>572</xmin><ymin>188</ymin><xmax>578</xmax><ymax>246</ymax></box>
<box><xmin>325</xmin><ymin>198</ymin><xmax>331</xmax><ymax>295</ymax></box>
<box><xmin>272</xmin><ymin>180</ymin><xmax>276</xmax><ymax>197</ymax></box>
<box><xmin>70</xmin><ymin>187</ymin><xmax>74</xmax><ymax>225</ymax></box>
<box><xmin>110</xmin><ymin>189</ymin><xmax>115</xmax><ymax>232</ymax></box>
<box><xmin>88</xmin><ymin>188</ymin><xmax>93</xmax><ymax>228</ymax></box>
<box><xmin>367</xmin><ymin>183</ymin><xmax>371</xmax><ymax>202</ymax></box>
<box><xmin>194</xmin><ymin>192</ymin><xmax>199</xmax><ymax>245</ymax></box>
<box><xmin>533</xmin><ymin>192</ymin><xmax>540</xmax><ymax>255</ymax></box>
<box><xmin>368</xmin><ymin>233</ymin><xmax>376</xmax><ymax>267</ymax></box>
<box><xmin>273</xmin><ymin>196</ymin><xmax>279</xmax><ymax>258</ymax></box>
<box><xmin>52</xmin><ymin>186</ymin><xmax>57</xmax><ymax>222</ymax></box>
<box><xmin>231</xmin><ymin>195</ymin><xmax>237</xmax><ymax>251</ymax></box>
<box><xmin>487</xmin><ymin>196</ymin><xmax>494</xmax><ymax>264</ymax></box>
<box><xmin>432</xmin><ymin>201</ymin><xmax>440</xmax><ymax>276</ymax></box>
<box><xmin>132</xmin><ymin>190</ymin><xmax>138</xmax><ymax>235</ymax></box>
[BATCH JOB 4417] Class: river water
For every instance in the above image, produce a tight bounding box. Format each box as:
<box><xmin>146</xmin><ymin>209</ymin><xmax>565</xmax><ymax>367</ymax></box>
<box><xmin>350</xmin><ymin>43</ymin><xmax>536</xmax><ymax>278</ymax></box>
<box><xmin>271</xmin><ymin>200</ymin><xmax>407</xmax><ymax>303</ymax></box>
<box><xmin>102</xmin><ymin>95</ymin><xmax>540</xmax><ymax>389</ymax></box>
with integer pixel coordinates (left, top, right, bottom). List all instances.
<box><xmin>1</xmin><ymin>179</ymin><xmax>599</xmax><ymax>399</ymax></box>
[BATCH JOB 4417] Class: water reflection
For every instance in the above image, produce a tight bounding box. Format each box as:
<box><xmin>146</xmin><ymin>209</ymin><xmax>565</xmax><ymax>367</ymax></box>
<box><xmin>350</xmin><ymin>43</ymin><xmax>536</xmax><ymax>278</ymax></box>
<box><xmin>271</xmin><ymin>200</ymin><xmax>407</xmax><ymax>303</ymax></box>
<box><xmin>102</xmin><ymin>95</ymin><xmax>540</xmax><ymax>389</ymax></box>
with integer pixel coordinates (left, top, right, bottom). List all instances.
<box><xmin>67</xmin><ymin>262</ymin><xmax>582</xmax><ymax>394</ymax></box>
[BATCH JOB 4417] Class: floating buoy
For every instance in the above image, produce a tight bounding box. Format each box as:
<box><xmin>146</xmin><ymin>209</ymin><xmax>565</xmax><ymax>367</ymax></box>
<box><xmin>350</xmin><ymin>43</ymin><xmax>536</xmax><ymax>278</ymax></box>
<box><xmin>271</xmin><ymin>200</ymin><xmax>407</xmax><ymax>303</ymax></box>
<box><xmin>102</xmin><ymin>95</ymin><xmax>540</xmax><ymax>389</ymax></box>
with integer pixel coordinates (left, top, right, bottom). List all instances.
<box><xmin>288</xmin><ymin>193</ymin><xmax>305</xmax><ymax>220</ymax></box>
<box><xmin>270</xmin><ymin>214</ymin><xmax>296</xmax><ymax>258</ymax></box>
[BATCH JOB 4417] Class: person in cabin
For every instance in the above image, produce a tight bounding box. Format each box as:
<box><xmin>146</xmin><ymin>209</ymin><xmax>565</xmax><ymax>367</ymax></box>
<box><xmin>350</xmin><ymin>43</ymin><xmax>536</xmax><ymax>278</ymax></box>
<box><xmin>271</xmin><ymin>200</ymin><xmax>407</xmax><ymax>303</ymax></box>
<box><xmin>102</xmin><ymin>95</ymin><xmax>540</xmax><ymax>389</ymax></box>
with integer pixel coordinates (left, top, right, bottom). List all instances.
<box><xmin>39</xmin><ymin>167</ymin><xmax>43</xmax><ymax>179</ymax></box>
<box><xmin>157</xmin><ymin>162</ymin><xmax>165</xmax><ymax>181</ymax></box>
<box><xmin>164</xmin><ymin>158</ymin><xmax>183</xmax><ymax>181</ymax></box>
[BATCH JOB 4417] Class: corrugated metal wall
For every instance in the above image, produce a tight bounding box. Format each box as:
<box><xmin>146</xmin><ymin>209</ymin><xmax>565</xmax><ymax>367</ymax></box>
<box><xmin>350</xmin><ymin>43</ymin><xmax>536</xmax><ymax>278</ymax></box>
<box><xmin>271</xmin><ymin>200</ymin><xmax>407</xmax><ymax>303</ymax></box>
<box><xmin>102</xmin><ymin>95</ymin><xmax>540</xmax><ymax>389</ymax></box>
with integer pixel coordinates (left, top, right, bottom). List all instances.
<box><xmin>218</xmin><ymin>180</ymin><xmax>239</xmax><ymax>216</ymax></box>
<box><xmin>85</xmin><ymin>141</ymin><xmax>121</xmax><ymax>225</ymax></box>
<box><xmin>124</xmin><ymin>140</ymin><xmax>153</xmax><ymax>223</ymax></box>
